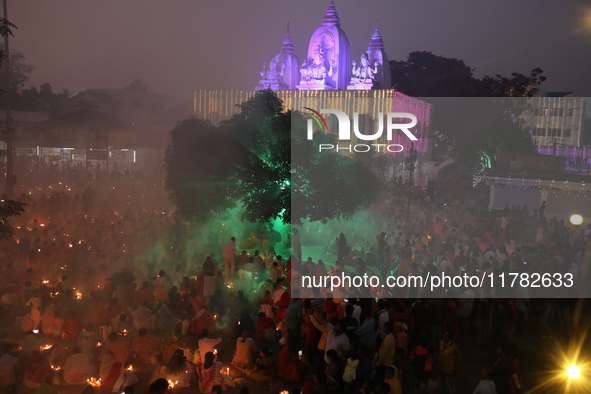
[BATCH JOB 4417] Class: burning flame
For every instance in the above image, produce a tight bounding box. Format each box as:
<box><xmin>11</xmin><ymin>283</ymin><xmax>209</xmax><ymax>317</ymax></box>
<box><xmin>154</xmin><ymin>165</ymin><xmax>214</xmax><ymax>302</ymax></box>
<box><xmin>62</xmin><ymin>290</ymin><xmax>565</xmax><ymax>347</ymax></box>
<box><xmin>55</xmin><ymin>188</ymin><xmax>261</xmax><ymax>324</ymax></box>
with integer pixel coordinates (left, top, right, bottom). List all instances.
<box><xmin>40</xmin><ymin>344</ymin><xmax>52</xmax><ymax>351</ymax></box>
<box><xmin>126</xmin><ymin>365</ymin><xmax>134</xmax><ymax>371</ymax></box>
<box><xmin>167</xmin><ymin>380</ymin><xmax>177</xmax><ymax>389</ymax></box>
<box><xmin>87</xmin><ymin>377</ymin><xmax>102</xmax><ymax>387</ymax></box>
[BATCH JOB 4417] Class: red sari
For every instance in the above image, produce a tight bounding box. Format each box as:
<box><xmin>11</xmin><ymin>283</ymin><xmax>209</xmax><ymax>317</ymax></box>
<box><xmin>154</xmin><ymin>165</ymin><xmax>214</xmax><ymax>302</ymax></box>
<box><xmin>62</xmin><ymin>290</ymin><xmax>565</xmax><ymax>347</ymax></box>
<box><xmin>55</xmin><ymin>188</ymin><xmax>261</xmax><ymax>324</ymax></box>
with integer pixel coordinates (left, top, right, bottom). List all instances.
<box><xmin>132</xmin><ymin>335</ymin><xmax>157</xmax><ymax>364</ymax></box>
<box><xmin>62</xmin><ymin>317</ymin><xmax>83</xmax><ymax>339</ymax></box>
<box><xmin>24</xmin><ymin>351</ymin><xmax>53</xmax><ymax>388</ymax></box>
<box><xmin>276</xmin><ymin>345</ymin><xmax>304</xmax><ymax>382</ymax></box>
<box><xmin>197</xmin><ymin>361</ymin><xmax>225</xmax><ymax>393</ymax></box>
<box><xmin>274</xmin><ymin>292</ymin><xmax>291</xmax><ymax>320</ymax></box>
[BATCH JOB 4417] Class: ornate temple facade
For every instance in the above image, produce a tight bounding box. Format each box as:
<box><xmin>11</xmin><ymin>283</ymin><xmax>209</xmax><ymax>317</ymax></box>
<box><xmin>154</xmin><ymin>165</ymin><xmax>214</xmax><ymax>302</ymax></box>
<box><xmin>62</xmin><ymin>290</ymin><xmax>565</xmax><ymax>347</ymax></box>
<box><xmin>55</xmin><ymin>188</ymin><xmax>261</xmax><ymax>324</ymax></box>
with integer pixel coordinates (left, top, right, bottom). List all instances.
<box><xmin>255</xmin><ymin>3</ymin><xmax>390</xmax><ymax>91</ymax></box>
<box><xmin>194</xmin><ymin>2</ymin><xmax>433</xmax><ymax>183</ymax></box>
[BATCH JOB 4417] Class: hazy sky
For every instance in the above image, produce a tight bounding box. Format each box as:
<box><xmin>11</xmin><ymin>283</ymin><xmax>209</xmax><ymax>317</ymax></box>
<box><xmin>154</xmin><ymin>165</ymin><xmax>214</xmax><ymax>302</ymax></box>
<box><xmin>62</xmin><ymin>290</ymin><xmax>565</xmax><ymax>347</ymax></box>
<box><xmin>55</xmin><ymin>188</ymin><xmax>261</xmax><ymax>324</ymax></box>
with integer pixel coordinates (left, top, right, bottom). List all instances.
<box><xmin>9</xmin><ymin>0</ymin><xmax>591</xmax><ymax>102</ymax></box>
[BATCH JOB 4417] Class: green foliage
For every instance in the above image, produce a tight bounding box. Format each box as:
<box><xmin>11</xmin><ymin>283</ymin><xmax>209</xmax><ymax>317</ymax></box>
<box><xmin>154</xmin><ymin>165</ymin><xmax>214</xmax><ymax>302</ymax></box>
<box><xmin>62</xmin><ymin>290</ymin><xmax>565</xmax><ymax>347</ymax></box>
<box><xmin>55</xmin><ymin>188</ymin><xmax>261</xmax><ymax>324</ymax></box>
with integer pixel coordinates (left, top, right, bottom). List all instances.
<box><xmin>390</xmin><ymin>51</ymin><xmax>545</xmax><ymax>169</ymax></box>
<box><xmin>0</xmin><ymin>45</ymin><xmax>34</xmax><ymax>95</ymax></box>
<box><xmin>16</xmin><ymin>83</ymin><xmax>71</xmax><ymax>115</ymax></box>
<box><xmin>165</xmin><ymin>90</ymin><xmax>380</xmax><ymax>225</ymax></box>
<box><xmin>0</xmin><ymin>199</ymin><xmax>26</xmax><ymax>240</ymax></box>
<box><xmin>164</xmin><ymin>117</ymin><xmax>248</xmax><ymax>222</ymax></box>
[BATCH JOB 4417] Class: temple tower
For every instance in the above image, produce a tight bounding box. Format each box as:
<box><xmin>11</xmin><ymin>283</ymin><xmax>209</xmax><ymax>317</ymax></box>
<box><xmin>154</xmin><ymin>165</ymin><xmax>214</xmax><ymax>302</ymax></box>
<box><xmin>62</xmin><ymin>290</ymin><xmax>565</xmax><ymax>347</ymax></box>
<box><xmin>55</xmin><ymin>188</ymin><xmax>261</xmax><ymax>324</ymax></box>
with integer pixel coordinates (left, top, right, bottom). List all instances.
<box><xmin>297</xmin><ymin>3</ymin><xmax>351</xmax><ymax>90</ymax></box>
<box><xmin>348</xmin><ymin>27</ymin><xmax>391</xmax><ymax>90</ymax></box>
<box><xmin>255</xmin><ymin>27</ymin><xmax>300</xmax><ymax>91</ymax></box>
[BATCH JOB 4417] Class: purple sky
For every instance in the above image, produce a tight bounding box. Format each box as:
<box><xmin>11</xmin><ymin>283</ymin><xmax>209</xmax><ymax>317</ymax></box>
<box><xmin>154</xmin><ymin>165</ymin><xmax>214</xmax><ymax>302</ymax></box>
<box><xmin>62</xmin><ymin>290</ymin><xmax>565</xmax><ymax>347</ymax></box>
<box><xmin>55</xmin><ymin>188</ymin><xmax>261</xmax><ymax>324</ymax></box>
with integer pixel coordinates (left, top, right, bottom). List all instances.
<box><xmin>9</xmin><ymin>0</ymin><xmax>591</xmax><ymax>102</ymax></box>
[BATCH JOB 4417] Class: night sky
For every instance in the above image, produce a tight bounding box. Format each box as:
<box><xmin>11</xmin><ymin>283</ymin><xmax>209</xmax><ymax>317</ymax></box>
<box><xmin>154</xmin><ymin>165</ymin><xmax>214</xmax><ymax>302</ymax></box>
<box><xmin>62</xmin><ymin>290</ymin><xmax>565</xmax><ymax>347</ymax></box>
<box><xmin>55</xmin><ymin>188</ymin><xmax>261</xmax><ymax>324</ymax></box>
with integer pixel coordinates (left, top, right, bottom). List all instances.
<box><xmin>9</xmin><ymin>0</ymin><xmax>591</xmax><ymax>102</ymax></box>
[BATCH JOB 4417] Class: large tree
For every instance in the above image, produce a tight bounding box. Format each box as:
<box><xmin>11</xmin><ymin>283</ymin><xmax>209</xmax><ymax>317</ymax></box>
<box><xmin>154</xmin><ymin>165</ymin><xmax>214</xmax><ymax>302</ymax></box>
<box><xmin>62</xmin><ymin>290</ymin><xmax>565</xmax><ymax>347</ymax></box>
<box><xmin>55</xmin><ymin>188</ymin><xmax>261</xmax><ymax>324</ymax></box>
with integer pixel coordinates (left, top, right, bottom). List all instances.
<box><xmin>390</xmin><ymin>51</ymin><xmax>545</xmax><ymax>169</ymax></box>
<box><xmin>0</xmin><ymin>20</ymin><xmax>27</xmax><ymax>237</ymax></box>
<box><xmin>165</xmin><ymin>90</ymin><xmax>380</xmax><ymax>225</ymax></box>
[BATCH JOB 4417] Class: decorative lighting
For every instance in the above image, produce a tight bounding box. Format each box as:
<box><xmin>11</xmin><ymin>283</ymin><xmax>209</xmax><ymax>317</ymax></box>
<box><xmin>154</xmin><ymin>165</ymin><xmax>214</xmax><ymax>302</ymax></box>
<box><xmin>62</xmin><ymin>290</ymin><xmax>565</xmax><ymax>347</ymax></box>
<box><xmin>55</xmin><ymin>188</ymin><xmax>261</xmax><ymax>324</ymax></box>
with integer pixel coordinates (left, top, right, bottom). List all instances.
<box><xmin>570</xmin><ymin>214</ymin><xmax>583</xmax><ymax>226</ymax></box>
<box><xmin>566</xmin><ymin>364</ymin><xmax>581</xmax><ymax>379</ymax></box>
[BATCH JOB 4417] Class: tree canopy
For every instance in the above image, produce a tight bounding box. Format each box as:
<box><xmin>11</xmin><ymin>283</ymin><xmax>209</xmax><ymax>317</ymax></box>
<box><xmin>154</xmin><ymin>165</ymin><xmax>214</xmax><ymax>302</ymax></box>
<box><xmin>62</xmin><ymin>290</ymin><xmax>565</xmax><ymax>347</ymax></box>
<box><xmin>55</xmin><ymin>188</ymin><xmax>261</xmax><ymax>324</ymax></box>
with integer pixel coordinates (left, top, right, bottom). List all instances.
<box><xmin>390</xmin><ymin>51</ymin><xmax>546</xmax><ymax>169</ymax></box>
<box><xmin>165</xmin><ymin>90</ymin><xmax>380</xmax><ymax>225</ymax></box>
<box><xmin>0</xmin><ymin>200</ymin><xmax>26</xmax><ymax>240</ymax></box>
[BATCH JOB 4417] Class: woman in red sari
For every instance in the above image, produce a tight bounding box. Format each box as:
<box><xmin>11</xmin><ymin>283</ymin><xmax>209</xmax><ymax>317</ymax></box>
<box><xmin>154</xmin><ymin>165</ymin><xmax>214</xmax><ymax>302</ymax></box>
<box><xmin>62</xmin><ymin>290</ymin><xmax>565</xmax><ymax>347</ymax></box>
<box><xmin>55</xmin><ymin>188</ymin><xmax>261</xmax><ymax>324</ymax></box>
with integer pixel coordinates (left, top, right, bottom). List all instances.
<box><xmin>197</xmin><ymin>352</ymin><xmax>225</xmax><ymax>393</ymax></box>
<box><xmin>24</xmin><ymin>350</ymin><xmax>53</xmax><ymax>389</ymax></box>
<box><xmin>274</xmin><ymin>291</ymin><xmax>291</xmax><ymax>320</ymax></box>
<box><xmin>62</xmin><ymin>310</ymin><xmax>83</xmax><ymax>340</ymax></box>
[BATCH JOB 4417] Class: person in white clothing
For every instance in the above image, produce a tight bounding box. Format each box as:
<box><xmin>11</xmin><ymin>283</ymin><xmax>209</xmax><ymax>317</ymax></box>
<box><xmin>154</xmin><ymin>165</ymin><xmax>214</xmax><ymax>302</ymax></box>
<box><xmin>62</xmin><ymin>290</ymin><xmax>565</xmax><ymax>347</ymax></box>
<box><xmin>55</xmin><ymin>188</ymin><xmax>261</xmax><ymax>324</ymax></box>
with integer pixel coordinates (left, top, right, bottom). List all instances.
<box><xmin>222</xmin><ymin>237</ymin><xmax>237</xmax><ymax>277</ymax></box>
<box><xmin>473</xmin><ymin>367</ymin><xmax>496</xmax><ymax>394</ymax></box>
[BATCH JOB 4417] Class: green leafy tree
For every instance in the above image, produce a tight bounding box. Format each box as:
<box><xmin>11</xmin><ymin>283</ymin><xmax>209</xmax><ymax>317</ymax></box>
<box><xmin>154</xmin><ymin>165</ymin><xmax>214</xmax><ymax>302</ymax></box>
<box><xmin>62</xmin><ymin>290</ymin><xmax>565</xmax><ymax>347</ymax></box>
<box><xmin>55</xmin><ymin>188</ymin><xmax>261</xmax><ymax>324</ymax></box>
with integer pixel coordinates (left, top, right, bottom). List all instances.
<box><xmin>0</xmin><ymin>200</ymin><xmax>25</xmax><ymax>239</ymax></box>
<box><xmin>0</xmin><ymin>20</ymin><xmax>27</xmax><ymax>237</ymax></box>
<box><xmin>0</xmin><ymin>44</ymin><xmax>34</xmax><ymax>96</ymax></box>
<box><xmin>165</xmin><ymin>90</ymin><xmax>380</xmax><ymax>225</ymax></box>
<box><xmin>390</xmin><ymin>51</ymin><xmax>545</xmax><ymax>169</ymax></box>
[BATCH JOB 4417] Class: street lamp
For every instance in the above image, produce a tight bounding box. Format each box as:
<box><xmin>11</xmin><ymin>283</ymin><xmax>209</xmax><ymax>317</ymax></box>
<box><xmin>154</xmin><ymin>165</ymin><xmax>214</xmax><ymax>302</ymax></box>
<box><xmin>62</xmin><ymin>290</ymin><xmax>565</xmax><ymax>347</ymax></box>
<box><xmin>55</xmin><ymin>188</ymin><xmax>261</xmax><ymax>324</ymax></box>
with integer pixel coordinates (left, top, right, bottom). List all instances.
<box><xmin>566</xmin><ymin>364</ymin><xmax>581</xmax><ymax>379</ymax></box>
<box><xmin>406</xmin><ymin>142</ymin><xmax>418</xmax><ymax>218</ymax></box>
<box><xmin>570</xmin><ymin>214</ymin><xmax>583</xmax><ymax>226</ymax></box>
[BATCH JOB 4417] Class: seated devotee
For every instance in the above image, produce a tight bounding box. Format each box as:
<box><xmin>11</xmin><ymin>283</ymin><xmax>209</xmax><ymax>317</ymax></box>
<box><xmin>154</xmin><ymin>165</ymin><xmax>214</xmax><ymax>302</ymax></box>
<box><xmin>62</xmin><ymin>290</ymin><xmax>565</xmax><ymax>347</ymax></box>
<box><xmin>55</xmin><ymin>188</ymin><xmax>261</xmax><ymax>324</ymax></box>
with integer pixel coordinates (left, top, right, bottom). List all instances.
<box><xmin>105</xmin><ymin>298</ymin><xmax>124</xmax><ymax>323</ymax></box>
<box><xmin>384</xmin><ymin>365</ymin><xmax>402</xmax><ymax>394</ymax></box>
<box><xmin>102</xmin><ymin>331</ymin><xmax>131</xmax><ymax>364</ymax></box>
<box><xmin>62</xmin><ymin>346</ymin><xmax>95</xmax><ymax>385</ymax></box>
<box><xmin>243</xmin><ymin>257</ymin><xmax>256</xmax><ymax>273</ymax></box>
<box><xmin>146</xmin><ymin>378</ymin><xmax>170</xmax><ymax>394</ymax></box>
<box><xmin>62</xmin><ymin>310</ymin><xmax>84</xmax><ymax>340</ymax></box>
<box><xmin>274</xmin><ymin>290</ymin><xmax>291</xmax><ymax>320</ymax></box>
<box><xmin>136</xmin><ymin>282</ymin><xmax>156</xmax><ymax>309</ymax></box>
<box><xmin>78</xmin><ymin>323</ymin><xmax>100</xmax><ymax>358</ymax></box>
<box><xmin>155</xmin><ymin>303</ymin><xmax>176</xmax><ymax>333</ymax></box>
<box><xmin>158</xmin><ymin>349</ymin><xmax>194</xmax><ymax>388</ymax></box>
<box><xmin>231</xmin><ymin>331</ymin><xmax>257</xmax><ymax>367</ymax></box>
<box><xmin>254</xmin><ymin>312</ymin><xmax>276</xmax><ymax>344</ymax></box>
<box><xmin>196</xmin><ymin>329</ymin><xmax>222</xmax><ymax>365</ymax></box>
<box><xmin>257</xmin><ymin>290</ymin><xmax>274</xmax><ymax>319</ymax></box>
<box><xmin>276</xmin><ymin>340</ymin><xmax>304</xmax><ymax>383</ymax></box>
<box><xmin>235</xmin><ymin>346</ymin><xmax>276</xmax><ymax>382</ymax></box>
<box><xmin>24</xmin><ymin>350</ymin><xmax>53</xmax><ymax>389</ymax></box>
<box><xmin>87</xmin><ymin>295</ymin><xmax>107</xmax><ymax>326</ymax></box>
<box><xmin>269</xmin><ymin>262</ymin><xmax>282</xmax><ymax>279</ymax></box>
<box><xmin>237</xmin><ymin>309</ymin><xmax>256</xmax><ymax>339</ymax></box>
<box><xmin>133</xmin><ymin>302</ymin><xmax>154</xmax><ymax>331</ymax></box>
<box><xmin>132</xmin><ymin>328</ymin><xmax>158</xmax><ymax>364</ymax></box>
<box><xmin>0</xmin><ymin>342</ymin><xmax>22</xmax><ymax>389</ymax></box>
<box><xmin>111</xmin><ymin>313</ymin><xmax>134</xmax><ymax>334</ymax></box>
<box><xmin>197</xmin><ymin>352</ymin><xmax>226</xmax><ymax>393</ymax></box>
<box><xmin>99</xmin><ymin>351</ymin><xmax>138</xmax><ymax>393</ymax></box>
<box><xmin>189</xmin><ymin>306</ymin><xmax>216</xmax><ymax>337</ymax></box>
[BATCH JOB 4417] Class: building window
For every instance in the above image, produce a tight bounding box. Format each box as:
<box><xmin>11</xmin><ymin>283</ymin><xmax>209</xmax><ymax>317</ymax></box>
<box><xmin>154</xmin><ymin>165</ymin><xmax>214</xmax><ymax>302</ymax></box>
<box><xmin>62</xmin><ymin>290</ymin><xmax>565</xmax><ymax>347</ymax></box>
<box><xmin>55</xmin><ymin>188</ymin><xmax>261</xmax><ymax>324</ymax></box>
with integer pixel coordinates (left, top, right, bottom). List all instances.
<box><xmin>537</xmin><ymin>108</ymin><xmax>549</xmax><ymax>116</ymax></box>
<box><xmin>564</xmin><ymin>129</ymin><xmax>571</xmax><ymax>137</ymax></box>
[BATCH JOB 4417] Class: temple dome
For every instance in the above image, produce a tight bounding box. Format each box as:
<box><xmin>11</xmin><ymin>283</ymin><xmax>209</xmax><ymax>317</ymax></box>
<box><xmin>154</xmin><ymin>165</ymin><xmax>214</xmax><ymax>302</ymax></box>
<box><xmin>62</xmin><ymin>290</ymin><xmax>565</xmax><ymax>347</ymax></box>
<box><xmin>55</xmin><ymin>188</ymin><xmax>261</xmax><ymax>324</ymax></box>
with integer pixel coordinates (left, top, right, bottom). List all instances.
<box><xmin>255</xmin><ymin>30</ymin><xmax>300</xmax><ymax>91</ymax></box>
<box><xmin>298</xmin><ymin>3</ymin><xmax>351</xmax><ymax>90</ymax></box>
<box><xmin>366</xmin><ymin>27</ymin><xmax>391</xmax><ymax>89</ymax></box>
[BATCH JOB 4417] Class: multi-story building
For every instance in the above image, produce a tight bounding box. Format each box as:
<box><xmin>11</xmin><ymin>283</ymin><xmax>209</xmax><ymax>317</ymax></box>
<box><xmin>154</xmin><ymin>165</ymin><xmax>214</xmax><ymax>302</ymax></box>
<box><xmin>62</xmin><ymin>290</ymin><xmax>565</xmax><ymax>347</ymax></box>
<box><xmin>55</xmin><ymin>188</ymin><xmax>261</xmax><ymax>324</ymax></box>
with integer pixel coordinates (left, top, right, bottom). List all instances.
<box><xmin>524</xmin><ymin>92</ymin><xmax>586</xmax><ymax>147</ymax></box>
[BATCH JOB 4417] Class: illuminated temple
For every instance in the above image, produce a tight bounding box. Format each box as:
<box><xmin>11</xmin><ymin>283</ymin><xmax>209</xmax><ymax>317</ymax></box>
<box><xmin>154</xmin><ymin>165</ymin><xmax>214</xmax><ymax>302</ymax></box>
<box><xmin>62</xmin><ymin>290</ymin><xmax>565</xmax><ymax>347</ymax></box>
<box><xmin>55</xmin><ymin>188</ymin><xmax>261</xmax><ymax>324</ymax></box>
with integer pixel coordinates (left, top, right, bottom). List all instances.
<box><xmin>194</xmin><ymin>2</ymin><xmax>431</xmax><ymax>156</ymax></box>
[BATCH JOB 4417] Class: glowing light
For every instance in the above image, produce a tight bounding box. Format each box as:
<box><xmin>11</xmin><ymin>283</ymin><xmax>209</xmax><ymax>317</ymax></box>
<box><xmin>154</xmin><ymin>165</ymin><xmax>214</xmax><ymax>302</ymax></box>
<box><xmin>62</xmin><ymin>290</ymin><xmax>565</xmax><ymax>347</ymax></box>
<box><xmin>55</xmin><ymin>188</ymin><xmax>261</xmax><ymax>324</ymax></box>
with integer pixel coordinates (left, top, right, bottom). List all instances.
<box><xmin>126</xmin><ymin>365</ymin><xmax>134</xmax><ymax>371</ymax></box>
<box><xmin>87</xmin><ymin>377</ymin><xmax>102</xmax><ymax>387</ymax></box>
<box><xmin>570</xmin><ymin>214</ymin><xmax>583</xmax><ymax>225</ymax></box>
<box><xmin>40</xmin><ymin>344</ymin><xmax>52</xmax><ymax>351</ymax></box>
<box><xmin>567</xmin><ymin>364</ymin><xmax>581</xmax><ymax>379</ymax></box>
<box><xmin>213</xmin><ymin>349</ymin><xmax>217</xmax><ymax>355</ymax></box>
<box><xmin>167</xmin><ymin>380</ymin><xmax>177</xmax><ymax>389</ymax></box>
